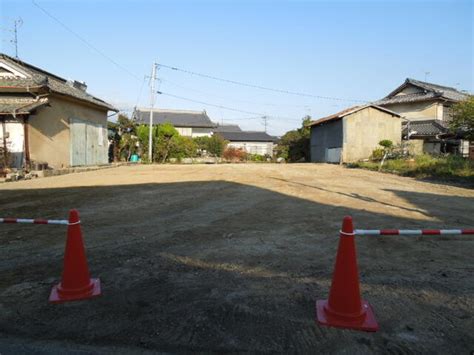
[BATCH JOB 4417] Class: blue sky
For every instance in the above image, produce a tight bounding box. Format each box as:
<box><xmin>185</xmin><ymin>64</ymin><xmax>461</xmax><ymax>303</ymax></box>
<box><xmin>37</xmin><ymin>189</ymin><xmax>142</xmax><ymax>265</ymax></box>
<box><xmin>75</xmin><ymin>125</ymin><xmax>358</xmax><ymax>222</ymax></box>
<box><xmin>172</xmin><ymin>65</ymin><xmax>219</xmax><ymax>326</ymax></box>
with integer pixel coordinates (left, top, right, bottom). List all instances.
<box><xmin>1</xmin><ymin>0</ymin><xmax>472</xmax><ymax>135</ymax></box>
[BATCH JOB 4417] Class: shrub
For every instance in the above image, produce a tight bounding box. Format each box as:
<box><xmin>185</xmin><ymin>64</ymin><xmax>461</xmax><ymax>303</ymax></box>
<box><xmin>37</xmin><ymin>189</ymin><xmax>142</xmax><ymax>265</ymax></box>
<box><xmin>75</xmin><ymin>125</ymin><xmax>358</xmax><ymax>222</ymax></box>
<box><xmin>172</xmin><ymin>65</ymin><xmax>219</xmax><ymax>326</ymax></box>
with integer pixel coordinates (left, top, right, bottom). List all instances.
<box><xmin>223</xmin><ymin>147</ymin><xmax>247</xmax><ymax>162</ymax></box>
<box><xmin>247</xmin><ymin>153</ymin><xmax>266</xmax><ymax>162</ymax></box>
<box><xmin>371</xmin><ymin>148</ymin><xmax>385</xmax><ymax>160</ymax></box>
<box><xmin>168</xmin><ymin>136</ymin><xmax>197</xmax><ymax>161</ymax></box>
<box><xmin>193</xmin><ymin>135</ymin><xmax>228</xmax><ymax>157</ymax></box>
<box><xmin>379</xmin><ymin>139</ymin><xmax>393</xmax><ymax>149</ymax></box>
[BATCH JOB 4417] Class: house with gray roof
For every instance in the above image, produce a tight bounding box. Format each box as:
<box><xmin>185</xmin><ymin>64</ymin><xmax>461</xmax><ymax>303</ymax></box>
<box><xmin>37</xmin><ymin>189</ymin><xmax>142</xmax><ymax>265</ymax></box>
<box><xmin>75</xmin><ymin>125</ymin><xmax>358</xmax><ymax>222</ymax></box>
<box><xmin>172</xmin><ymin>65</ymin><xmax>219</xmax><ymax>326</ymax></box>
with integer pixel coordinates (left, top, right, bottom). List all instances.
<box><xmin>0</xmin><ymin>53</ymin><xmax>117</xmax><ymax>170</ymax></box>
<box><xmin>213</xmin><ymin>124</ymin><xmax>242</xmax><ymax>133</ymax></box>
<box><xmin>133</xmin><ymin>108</ymin><xmax>216</xmax><ymax>137</ymax></box>
<box><xmin>215</xmin><ymin>129</ymin><xmax>277</xmax><ymax>156</ymax></box>
<box><xmin>376</xmin><ymin>78</ymin><xmax>471</xmax><ymax>155</ymax></box>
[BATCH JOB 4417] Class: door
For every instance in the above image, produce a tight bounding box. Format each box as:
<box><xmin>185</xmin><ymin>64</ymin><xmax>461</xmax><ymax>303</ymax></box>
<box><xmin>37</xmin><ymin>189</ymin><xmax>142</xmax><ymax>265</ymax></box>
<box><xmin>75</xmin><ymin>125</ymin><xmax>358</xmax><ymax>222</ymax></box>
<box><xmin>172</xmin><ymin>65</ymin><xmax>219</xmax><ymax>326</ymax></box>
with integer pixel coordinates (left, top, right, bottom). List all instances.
<box><xmin>70</xmin><ymin>118</ymin><xmax>107</xmax><ymax>166</ymax></box>
<box><xmin>325</xmin><ymin>147</ymin><xmax>342</xmax><ymax>163</ymax></box>
<box><xmin>70</xmin><ymin>118</ymin><xmax>87</xmax><ymax>166</ymax></box>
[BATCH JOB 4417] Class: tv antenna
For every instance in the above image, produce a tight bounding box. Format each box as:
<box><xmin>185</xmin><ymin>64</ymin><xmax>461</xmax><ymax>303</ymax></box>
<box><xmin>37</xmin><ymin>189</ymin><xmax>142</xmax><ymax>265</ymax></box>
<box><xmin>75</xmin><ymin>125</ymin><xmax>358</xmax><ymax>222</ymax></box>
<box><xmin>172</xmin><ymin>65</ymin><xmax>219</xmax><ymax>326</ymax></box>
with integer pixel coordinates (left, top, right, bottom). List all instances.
<box><xmin>12</xmin><ymin>18</ymin><xmax>23</xmax><ymax>58</ymax></box>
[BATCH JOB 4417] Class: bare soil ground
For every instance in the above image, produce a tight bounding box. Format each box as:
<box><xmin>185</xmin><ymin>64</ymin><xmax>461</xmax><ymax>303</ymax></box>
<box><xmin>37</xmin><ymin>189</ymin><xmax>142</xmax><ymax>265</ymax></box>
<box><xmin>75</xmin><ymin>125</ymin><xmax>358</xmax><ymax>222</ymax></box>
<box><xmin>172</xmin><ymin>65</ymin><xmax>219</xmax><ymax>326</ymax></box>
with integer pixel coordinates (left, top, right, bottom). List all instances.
<box><xmin>1</xmin><ymin>164</ymin><xmax>473</xmax><ymax>354</ymax></box>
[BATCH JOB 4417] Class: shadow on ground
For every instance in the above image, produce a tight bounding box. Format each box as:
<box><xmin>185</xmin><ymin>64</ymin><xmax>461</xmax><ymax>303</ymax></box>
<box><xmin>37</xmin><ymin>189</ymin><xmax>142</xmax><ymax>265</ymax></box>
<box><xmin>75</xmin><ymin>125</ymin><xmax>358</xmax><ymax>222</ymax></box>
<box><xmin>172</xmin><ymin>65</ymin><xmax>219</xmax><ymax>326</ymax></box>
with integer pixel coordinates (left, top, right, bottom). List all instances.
<box><xmin>0</xmin><ymin>181</ymin><xmax>473</xmax><ymax>353</ymax></box>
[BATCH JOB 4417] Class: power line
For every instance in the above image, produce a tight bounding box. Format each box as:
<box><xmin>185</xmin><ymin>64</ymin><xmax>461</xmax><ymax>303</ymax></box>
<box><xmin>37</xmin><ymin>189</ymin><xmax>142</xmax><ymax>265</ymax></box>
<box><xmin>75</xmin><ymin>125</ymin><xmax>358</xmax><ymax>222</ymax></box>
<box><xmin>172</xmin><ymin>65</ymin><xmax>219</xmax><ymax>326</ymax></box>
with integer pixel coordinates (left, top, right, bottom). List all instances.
<box><xmin>158</xmin><ymin>91</ymin><xmax>301</xmax><ymax>122</ymax></box>
<box><xmin>31</xmin><ymin>0</ymin><xmax>142</xmax><ymax>81</ymax></box>
<box><xmin>158</xmin><ymin>63</ymin><xmax>369</xmax><ymax>103</ymax></box>
<box><xmin>160</xmin><ymin>78</ymin><xmax>320</xmax><ymax>109</ymax></box>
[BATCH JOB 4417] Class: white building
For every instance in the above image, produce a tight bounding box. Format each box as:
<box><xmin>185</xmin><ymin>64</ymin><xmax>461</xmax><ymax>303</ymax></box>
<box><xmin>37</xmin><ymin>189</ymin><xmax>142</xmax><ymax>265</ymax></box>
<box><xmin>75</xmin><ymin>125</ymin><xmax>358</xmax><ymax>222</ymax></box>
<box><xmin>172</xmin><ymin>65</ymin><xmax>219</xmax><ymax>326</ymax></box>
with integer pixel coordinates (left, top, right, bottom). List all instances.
<box><xmin>216</xmin><ymin>130</ymin><xmax>276</xmax><ymax>156</ymax></box>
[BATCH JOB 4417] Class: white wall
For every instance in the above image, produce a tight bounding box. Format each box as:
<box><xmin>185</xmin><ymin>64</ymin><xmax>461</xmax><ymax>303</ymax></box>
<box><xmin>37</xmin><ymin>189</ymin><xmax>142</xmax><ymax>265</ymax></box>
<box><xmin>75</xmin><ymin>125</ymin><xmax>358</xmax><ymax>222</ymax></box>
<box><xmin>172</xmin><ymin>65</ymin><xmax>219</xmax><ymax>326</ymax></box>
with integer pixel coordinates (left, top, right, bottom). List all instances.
<box><xmin>228</xmin><ymin>141</ymin><xmax>274</xmax><ymax>155</ymax></box>
<box><xmin>175</xmin><ymin>127</ymin><xmax>213</xmax><ymax>137</ymax></box>
<box><xmin>0</xmin><ymin>120</ymin><xmax>24</xmax><ymax>168</ymax></box>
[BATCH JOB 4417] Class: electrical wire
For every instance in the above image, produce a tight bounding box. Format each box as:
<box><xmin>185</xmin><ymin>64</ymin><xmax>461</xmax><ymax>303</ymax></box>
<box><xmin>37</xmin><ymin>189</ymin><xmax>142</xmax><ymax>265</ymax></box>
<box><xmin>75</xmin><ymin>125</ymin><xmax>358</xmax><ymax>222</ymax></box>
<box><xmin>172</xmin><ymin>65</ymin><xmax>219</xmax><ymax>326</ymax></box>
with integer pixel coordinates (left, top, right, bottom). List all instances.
<box><xmin>159</xmin><ymin>63</ymin><xmax>369</xmax><ymax>103</ymax></box>
<box><xmin>31</xmin><ymin>0</ymin><xmax>142</xmax><ymax>82</ymax></box>
<box><xmin>158</xmin><ymin>91</ymin><xmax>302</xmax><ymax>122</ymax></box>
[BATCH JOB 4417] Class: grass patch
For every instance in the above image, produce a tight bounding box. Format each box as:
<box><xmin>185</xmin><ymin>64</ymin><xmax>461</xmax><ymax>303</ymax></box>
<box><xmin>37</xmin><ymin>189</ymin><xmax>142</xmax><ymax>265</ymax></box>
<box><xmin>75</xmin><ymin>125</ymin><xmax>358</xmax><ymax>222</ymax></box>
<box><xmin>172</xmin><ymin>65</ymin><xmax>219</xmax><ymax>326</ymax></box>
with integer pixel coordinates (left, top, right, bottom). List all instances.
<box><xmin>348</xmin><ymin>155</ymin><xmax>474</xmax><ymax>184</ymax></box>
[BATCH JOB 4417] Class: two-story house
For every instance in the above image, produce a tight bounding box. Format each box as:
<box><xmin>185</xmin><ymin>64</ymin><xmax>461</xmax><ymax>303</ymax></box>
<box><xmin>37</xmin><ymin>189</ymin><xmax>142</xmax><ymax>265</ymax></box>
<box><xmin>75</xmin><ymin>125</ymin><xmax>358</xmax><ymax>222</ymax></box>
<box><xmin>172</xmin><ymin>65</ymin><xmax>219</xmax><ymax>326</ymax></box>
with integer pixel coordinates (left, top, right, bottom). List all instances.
<box><xmin>376</xmin><ymin>78</ymin><xmax>470</xmax><ymax>155</ymax></box>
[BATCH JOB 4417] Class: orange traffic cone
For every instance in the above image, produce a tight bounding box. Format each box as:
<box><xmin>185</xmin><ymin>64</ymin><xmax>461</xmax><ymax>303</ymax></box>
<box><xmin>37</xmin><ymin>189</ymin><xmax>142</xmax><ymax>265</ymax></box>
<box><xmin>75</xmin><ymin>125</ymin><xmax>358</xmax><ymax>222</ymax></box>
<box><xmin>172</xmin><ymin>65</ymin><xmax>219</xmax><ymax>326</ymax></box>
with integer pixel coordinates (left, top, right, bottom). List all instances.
<box><xmin>316</xmin><ymin>216</ymin><xmax>378</xmax><ymax>332</ymax></box>
<box><xmin>49</xmin><ymin>209</ymin><xmax>101</xmax><ymax>303</ymax></box>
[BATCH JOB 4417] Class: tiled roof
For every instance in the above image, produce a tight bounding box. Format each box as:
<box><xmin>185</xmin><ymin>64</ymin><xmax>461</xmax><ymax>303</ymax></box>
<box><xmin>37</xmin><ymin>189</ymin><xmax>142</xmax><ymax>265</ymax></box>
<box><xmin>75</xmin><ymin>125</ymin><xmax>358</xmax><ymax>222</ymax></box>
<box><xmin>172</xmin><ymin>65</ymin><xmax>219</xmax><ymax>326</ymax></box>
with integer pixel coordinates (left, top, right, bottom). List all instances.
<box><xmin>0</xmin><ymin>53</ymin><xmax>117</xmax><ymax>111</ymax></box>
<box><xmin>217</xmin><ymin>131</ymin><xmax>277</xmax><ymax>142</ymax></box>
<box><xmin>308</xmin><ymin>104</ymin><xmax>400</xmax><ymax>126</ymax></box>
<box><xmin>0</xmin><ymin>95</ymin><xmax>49</xmax><ymax>115</ymax></box>
<box><xmin>376</xmin><ymin>78</ymin><xmax>469</xmax><ymax>105</ymax></box>
<box><xmin>213</xmin><ymin>124</ymin><xmax>242</xmax><ymax>132</ymax></box>
<box><xmin>134</xmin><ymin>108</ymin><xmax>217</xmax><ymax>128</ymax></box>
<box><xmin>403</xmin><ymin>119</ymin><xmax>449</xmax><ymax>137</ymax></box>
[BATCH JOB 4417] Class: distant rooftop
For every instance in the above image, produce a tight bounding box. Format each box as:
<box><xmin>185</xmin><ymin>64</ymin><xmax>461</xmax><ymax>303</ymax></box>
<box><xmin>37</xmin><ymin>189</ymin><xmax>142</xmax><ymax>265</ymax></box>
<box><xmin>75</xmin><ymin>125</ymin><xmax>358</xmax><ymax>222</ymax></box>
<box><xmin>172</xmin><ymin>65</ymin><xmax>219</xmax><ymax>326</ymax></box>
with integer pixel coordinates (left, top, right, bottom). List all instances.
<box><xmin>134</xmin><ymin>108</ymin><xmax>217</xmax><ymax>128</ymax></box>
<box><xmin>217</xmin><ymin>131</ymin><xmax>277</xmax><ymax>142</ymax></box>
<box><xmin>213</xmin><ymin>124</ymin><xmax>242</xmax><ymax>132</ymax></box>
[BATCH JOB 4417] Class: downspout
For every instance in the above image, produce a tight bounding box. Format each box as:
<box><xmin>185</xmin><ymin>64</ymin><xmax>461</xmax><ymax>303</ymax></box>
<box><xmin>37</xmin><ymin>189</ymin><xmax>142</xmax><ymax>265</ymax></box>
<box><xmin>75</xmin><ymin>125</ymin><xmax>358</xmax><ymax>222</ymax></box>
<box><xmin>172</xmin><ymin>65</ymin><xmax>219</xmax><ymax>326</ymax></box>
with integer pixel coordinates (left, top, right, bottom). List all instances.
<box><xmin>23</xmin><ymin>115</ymin><xmax>31</xmax><ymax>170</ymax></box>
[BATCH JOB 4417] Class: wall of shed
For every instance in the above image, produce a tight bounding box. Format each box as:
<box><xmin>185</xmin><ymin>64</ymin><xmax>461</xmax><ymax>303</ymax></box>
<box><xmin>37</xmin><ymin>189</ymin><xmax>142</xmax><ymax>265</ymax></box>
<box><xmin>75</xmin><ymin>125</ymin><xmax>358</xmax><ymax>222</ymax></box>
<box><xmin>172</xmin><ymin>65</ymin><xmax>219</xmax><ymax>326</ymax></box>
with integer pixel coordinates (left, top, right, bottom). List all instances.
<box><xmin>342</xmin><ymin>107</ymin><xmax>401</xmax><ymax>162</ymax></box>
<box><xmin>28</xmin><ymin>95</ymin><xmax>108</xmax><ymax>168</ymax></box>
<box><xmin>310</xmin><ymin>119</ymin><xmax>343</xmax><ymax>162</ymax></box>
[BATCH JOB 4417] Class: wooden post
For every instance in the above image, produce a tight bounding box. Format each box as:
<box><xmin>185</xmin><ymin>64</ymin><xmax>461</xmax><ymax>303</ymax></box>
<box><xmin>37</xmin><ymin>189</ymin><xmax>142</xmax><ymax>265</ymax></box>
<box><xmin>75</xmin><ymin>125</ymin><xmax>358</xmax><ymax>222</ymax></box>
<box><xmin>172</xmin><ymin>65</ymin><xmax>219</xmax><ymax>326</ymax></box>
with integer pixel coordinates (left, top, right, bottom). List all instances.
<box><xmin>1</xmin><ymin>119</ymin><xmax>8</xmax><ymax>170</ymax></box>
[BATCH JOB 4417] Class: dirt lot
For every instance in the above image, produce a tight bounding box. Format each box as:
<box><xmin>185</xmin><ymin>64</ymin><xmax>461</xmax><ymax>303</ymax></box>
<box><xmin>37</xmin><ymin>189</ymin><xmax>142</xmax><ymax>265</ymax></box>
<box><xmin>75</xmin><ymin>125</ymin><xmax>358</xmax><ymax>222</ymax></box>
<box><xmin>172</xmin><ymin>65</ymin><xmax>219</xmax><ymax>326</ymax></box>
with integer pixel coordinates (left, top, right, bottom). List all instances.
<box><xmin>1</xmin><ymin>164</ymin><xmax>473</xmax><ymax>354</ymax></box>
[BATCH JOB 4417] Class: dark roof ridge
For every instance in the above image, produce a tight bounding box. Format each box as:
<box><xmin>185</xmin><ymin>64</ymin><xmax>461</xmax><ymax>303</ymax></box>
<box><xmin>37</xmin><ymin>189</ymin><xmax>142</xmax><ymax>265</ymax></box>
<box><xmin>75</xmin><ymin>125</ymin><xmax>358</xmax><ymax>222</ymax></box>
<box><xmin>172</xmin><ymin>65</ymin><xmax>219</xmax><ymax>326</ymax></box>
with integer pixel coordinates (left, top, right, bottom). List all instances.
<box><xmin>1</xmin><ymin>53</ymin><xmax>69</xmax><ymax>84</ymax></box>
<box><xmin>406</xmin><ymin>78</ymin><xmax>461</xmax><ymax>93</ymax></box>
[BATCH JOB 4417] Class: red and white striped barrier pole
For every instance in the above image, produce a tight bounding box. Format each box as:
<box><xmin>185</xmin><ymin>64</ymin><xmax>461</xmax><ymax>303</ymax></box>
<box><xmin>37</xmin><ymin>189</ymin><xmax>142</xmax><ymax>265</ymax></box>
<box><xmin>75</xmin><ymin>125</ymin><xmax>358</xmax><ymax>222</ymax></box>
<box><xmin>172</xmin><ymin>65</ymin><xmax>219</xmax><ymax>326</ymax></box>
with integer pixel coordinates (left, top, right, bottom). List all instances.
<box><xmin>0</xmin><ymin>218</ymin><xmax>70</xmax><ymax>225</ymax></box>
<box><xmin>354</xmin><ymin>229</ymin><xmax>474</xmax><ymax>236</ymax></box>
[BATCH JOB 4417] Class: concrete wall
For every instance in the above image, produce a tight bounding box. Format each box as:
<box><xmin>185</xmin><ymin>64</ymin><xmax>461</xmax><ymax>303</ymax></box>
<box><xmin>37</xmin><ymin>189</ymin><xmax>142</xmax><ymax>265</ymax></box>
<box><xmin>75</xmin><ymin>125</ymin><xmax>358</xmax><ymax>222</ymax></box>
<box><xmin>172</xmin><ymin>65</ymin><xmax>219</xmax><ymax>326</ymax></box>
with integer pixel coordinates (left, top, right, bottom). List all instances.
<box><xmin>342</xmin><ymin>107</ymin><xmax>401</xmax><ymax>162</ymax></box>
<box><xmin>406</xmin><ymin>140</ymin><xmax>424</xmax><ymax>155</ymax></box>
<box><xmin>310</xmin><ymin>119</ymin><xmax>343</xmax><ymax>162</ymax></box>
<box><xmin>381</xmin><ymin>100</ymin><xmax>441</xmax><ymax>121</ymax></box>
<box><xmin>227</xmin><ymin>141</ymin><xmax>274</xmax><ymax>155</ymax></box>
<box><xmin>28</xmin><ymin>95</ymin><xmax>108</xmax><ymax>168</ymax></box>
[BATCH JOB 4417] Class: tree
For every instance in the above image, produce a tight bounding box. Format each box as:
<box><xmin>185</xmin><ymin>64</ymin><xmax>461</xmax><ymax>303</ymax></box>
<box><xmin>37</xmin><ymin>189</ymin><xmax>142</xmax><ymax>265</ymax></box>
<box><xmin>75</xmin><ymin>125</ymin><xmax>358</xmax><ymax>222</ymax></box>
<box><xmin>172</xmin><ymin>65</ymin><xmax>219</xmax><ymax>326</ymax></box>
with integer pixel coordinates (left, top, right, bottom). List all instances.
<box><xmin>450</xmin><ymin>96</ymin><xmax>474</xmax><ymax>141</ymax></box>
<box><xmin>276</xmin><ymin>116</ymin><xmax>312</xmax><ymax>162</ymax></box>
<box><xmin>114</xmin><ymin>114</ymin><xmax>138</xmax><ymax>162</ymax></box>
<box><xmin>153</xmin><ymin>123</ymin><xmax>180</xmax><ymax>163</ymax></box>
<box><xmin>193</xmin><ymin>135</ymin><xmax>228</xmax><ymax>157</ymax></box>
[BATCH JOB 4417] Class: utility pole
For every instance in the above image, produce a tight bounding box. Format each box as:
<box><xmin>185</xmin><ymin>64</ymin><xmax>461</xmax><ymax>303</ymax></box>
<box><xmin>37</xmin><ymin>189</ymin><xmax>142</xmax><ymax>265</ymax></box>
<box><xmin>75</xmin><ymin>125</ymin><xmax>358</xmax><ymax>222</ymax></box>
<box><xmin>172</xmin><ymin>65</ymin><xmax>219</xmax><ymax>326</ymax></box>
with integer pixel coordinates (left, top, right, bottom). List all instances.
<box><xmin>148</xmin><ymin>62</ymin><xmax>158</xmax><ymax>162</ymax></box>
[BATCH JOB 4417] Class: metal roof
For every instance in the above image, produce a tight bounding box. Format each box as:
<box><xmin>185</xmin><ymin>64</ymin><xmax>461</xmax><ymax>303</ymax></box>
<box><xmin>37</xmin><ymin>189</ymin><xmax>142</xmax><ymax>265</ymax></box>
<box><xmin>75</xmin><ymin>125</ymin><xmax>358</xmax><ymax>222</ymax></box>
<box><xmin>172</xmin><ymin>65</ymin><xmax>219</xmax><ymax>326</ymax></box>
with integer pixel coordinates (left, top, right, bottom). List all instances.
<box><xmin>309</xmin><ymin>104</ymin><xmax>401</xmax><ymax>127</ymax></box>
<box><xmin>376</xmin><ymin>78</ymin><xmax>470</xmax><ymax>105</ymax></box>
<box><xmin>134</xmin><ymin>108</ymin><xmax>217</xmax><ymax>128</ymax></box>
<box><xmin>217</xmin><ymin>131</ymin><xmax>277</xmax><ymax>142</ymax></box>
<box><xmin>0</xmin><ymin>53</ymin><xmax>117</xmax><ymax>111</ymax></box>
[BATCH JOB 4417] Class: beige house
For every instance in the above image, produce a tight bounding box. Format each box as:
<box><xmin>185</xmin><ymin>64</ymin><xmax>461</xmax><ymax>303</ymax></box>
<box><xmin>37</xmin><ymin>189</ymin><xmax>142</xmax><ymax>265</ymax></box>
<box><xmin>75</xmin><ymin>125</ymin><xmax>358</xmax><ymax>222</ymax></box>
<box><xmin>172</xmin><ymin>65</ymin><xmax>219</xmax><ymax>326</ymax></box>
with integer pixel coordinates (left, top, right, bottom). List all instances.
<box><xmin>133</xmin><ymin>108</ymin><xmax>216</xmax><ymax>137</ymax></box>
<box><xmin>309</xmin><ymin>105</ymin><xmax>401</xmax><ymax>163</ymax></box>
<box><xmin>0</xmin><ymin>53</ymin><xmax>117</xmax><ymax>170</ymax></box>
<box><xmin>376</xmin><ymin>78</ymin><xmax>470</xmax><ymax>155</ymax></box>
